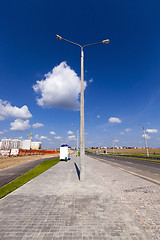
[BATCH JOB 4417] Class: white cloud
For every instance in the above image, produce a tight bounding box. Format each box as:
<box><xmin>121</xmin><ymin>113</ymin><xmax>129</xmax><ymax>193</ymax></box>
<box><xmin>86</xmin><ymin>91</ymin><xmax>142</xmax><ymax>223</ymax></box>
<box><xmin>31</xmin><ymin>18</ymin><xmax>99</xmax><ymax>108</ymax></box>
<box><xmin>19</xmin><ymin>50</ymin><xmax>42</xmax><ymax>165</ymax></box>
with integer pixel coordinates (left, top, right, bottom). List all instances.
<box><xmin>125</xmin><ymin>128</ymin><xmax>132</xmax><ymax>132</ymax></box>
<box><xmin>35</xmin><ymin>134</ymin><xmax>39</xmax><ymax>139</ymax></box>
<box><xmin>0</xmin><ymin>99</ymin><xmax>32</xmax><ymax>120</ymax></box>
<box><xmin>32</xmin><ymin>123</ymin><xmax>44</xmax><ymax>128</ymax></box>
<box><xmin>68</xmin><ymin>135</ymin><xmax>76</xmax><ymax>141</ymax></box>
<box><xmin>0</xmin><ymin>131</ymin><xmax>3</xmax><ymax>134</ymax></box>
<box><xmin>33</xmin><ymin>62</ymin><xmax>87</xmax><ymax>111</ymax></box>
<box><xmin>67</xmin><ymin>130</ymin><xmax>73</xmax><ymax>135</ymax></box>
<box><xmin>10</xmin><ymin>119</ymin><xmax>31</xmax><ymax>131</ymax></box>
<box><xmin>142</xmin><ymin>134</ymin><xmax>151</xmax><ymax>140</ymax></box>
<box><xmin>108</xmin><ymin>117</ymin><xmax>122</xmax><ymax>123</ymax></box>
<box><xmin>40</xmin><ymin>136</ymin><xmax>48</xmax><ymax>140</ymax></box>
<box><xmin>54</xmin><ymin>136</ymin><xmax>62</xmax><ymax>140</ymax></box>
<box><xmin>146</xmin><ymin>129</ymin><xmax>158</xmax><ymax>133</ymax></box>
<box><xmin>97</xmin><ymin>115</ymin><xmax>100</xmax><ymax>119</ymax></box>
<box><xmin>114</xmin><ymin>139</ymin><xmax>119</xmax><ymax>143</ymax></box>
<box><xmin>120</xmin><ymin>129</ymin><xmax>131</xmax><ymax>135</ymax></box>
<box><xmin>50</xmin><ymin>131</ymin><xmax>56</xmax><ymax>135</ymax></box>
<box><xmin>89</xmin><ymin>78</ymin><xmax>93</xmax><ymax>83</ymax></box>
<box><xmin>120</xmin><ymin>131</ymin><xmax>124</xmax><ymax>135</ymax></box>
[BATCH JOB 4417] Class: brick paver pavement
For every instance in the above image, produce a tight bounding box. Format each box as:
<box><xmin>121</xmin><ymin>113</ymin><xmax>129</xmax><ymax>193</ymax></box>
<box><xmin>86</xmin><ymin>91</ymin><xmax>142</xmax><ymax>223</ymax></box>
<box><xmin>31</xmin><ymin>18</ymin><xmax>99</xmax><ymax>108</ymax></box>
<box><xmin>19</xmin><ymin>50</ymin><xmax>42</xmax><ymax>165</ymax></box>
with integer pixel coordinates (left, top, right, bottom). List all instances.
<box><xmin>0</xmin><ymin>154</ymin><xmax>159</xmax><ymax>239</ymax></box>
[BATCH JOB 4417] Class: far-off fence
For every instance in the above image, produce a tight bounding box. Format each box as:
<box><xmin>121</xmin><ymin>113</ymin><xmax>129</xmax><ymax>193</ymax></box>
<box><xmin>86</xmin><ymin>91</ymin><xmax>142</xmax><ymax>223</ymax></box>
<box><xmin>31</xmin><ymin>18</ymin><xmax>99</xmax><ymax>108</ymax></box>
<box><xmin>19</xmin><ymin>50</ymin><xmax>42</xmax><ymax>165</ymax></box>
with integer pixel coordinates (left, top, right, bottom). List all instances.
<box><xmin>18</xmin><ymin>149</ymin><xmax>59</xmax><ymax>156</ymax></box>
<box><xmin>0</xmin><ymin>149</ymin><xmax>60</xmax><ymax>157</ymax></box>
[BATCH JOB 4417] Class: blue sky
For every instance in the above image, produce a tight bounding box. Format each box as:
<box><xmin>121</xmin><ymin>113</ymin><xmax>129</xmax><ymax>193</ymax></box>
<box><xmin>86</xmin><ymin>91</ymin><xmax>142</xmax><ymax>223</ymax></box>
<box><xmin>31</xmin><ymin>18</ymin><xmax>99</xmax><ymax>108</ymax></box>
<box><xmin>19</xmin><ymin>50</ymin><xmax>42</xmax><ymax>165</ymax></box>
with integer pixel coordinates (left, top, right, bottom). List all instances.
<box><xmin>0</xmin><ymin>0</ymin><xmax>160</xmax><ymax>148</ymax></box>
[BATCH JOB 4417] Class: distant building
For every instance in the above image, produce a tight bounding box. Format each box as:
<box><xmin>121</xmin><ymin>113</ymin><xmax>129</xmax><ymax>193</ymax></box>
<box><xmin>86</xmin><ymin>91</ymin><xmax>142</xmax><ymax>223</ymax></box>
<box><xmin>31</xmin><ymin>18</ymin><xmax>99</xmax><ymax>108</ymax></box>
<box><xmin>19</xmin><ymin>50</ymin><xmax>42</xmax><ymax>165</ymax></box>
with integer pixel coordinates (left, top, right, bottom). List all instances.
<box><xmin>31</xmin><ymin>142</ymin><xmax>41</xmax><ymax>150</ymax></box>
<box><xmin>1</xmin><ymin>139</ymin><xmax>21</xmax><ymax>150</ymax></box>
<box><xmin>0</xmin><ymin>139</ymin><xmax>41</xmax><ymax>150</ymax></box>
<box><xmin>21</xmin><ymin>140</ymin><xmax>31</xmax><ymax>150</ymax></box>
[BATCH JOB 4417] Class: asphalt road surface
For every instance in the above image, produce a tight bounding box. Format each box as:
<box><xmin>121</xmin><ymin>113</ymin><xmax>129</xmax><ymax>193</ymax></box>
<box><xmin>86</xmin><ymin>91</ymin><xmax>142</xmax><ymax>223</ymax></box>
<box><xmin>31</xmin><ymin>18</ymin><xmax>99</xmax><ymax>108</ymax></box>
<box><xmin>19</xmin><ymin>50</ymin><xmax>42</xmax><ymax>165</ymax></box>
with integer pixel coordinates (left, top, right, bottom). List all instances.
<box><xmin>86</xmin><ymin>152</ymin><xmax>160</xmax><ymax>185</ymax></box>
<box><xmin>1</xmin><ymin>153</ymin><xmax>159</xmax><ymax>188</ymax></box>
<box><xmin>0</xmin><ymin>157</ymin><xmax>57</xmax><ymax>188</ymax></box>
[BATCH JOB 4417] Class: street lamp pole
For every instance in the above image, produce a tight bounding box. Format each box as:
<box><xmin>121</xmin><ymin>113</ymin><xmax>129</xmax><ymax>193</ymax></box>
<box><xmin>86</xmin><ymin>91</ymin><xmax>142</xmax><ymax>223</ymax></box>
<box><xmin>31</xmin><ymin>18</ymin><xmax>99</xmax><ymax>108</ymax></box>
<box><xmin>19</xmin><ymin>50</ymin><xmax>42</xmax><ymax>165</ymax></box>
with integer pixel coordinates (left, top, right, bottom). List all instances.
<box><xmin>137</xmin><ymin>123</ymin><xmax>149</xmax><ymax>157</ymax></box>
<box><xmin>72</xmin><ymin>123</ymin><xmax>79</xmax><ymax>157</ymax></box>
<box><xmin>112</xmin><ymin>140</ymin><xmax>114</xmax><ymax>154</ymax></box>
<box><xmin>77</xmin><ymin>127</ymin><xmax>79</xmax><ymax>156</ymax></box>
<box><xmin>142</xmin><ymin>126</ymin><xmax>149</xmax><ymax>157</ymax></box>
<box><xmin>56</xmin><ymin>35</ymin><xmax>110</xmax><ymax>180</ymax></box>
<box><xmin>80</xmin><ymin>46</ymin><xmax>85</xmax><ymax>180</ymax></box>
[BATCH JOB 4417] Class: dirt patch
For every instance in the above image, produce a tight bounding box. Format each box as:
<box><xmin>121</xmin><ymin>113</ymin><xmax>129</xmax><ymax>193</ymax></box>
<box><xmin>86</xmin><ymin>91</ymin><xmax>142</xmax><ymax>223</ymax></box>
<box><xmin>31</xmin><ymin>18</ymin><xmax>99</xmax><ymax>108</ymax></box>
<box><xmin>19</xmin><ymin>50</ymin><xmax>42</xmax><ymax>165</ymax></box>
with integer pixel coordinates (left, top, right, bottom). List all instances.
<box><xmin>0</xmin><ymin>154</ymin><xmax>60</xmax><ymax>170</ymax></box>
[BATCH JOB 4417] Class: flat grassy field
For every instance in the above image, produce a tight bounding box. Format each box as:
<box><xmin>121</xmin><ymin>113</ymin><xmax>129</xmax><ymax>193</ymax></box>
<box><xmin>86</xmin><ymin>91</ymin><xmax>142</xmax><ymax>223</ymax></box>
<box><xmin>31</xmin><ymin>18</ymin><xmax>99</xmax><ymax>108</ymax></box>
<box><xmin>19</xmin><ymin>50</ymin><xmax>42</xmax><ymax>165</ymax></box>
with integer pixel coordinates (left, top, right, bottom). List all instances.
<box><xmin>87</xmin><ymin>148</ymin><xmax>160</xmax><ymax>157</ymax></box>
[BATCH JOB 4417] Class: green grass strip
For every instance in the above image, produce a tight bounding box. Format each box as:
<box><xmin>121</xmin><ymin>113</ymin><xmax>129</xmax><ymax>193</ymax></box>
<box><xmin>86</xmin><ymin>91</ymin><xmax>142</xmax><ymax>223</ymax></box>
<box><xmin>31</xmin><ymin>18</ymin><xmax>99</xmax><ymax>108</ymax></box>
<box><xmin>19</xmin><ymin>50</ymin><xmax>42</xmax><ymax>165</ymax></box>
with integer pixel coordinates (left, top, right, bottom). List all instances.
<box><xmin>0</xmin><ymin>158</ymin><xmax>60</xmax><ymax>199</ymax></box>
<box><xmin>113</xmin><ymin>155</ymin><xmax>160</xmax><ymax>162</ymax></box>
<box><xmin>103</xmin><ymin>153</ymin><xmax>160</xmax><ymax>162</ymax></box>
<box><xmin>111</xmin><ymin>153</ymin><xmax>160</xmax><ymax>158</ymax></box>
<box><xmin>86</xmin><ymin>151</ymin><xmax>160</xmax><ymax>163</ymax></box>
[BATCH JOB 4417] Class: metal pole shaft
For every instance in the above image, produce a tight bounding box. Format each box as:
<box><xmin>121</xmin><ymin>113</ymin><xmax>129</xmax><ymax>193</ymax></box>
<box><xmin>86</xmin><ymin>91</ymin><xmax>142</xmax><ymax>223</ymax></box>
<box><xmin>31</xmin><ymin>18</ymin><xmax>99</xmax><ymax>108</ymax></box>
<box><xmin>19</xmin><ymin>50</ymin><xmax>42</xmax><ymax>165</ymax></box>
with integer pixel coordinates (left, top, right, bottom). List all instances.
<box><xmin>143</xmin><ymin>127</ymin><xmax>149</xmax><ymax>157</ymax></box>
<box><xmin>113</xmin><ymin>140</ymin><xmax>114</xmax><ymax>154</ymax></box>
<box><xmin>80</xmin><ymin>47</ymin><xmax>85</xmax><ymax>180</ymax></box>
<box><xmin>77</xmin><ymin>127</ymin><xmax>78</xmax><ymax>155</ymax></box>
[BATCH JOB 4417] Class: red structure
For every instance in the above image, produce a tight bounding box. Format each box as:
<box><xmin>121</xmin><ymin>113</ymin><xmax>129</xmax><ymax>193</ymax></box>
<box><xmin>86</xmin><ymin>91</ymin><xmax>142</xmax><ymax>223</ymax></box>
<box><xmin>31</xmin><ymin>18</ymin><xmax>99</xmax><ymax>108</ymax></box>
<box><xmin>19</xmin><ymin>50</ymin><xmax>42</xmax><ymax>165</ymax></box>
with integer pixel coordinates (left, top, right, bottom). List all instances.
<box><xmin>18</xmin><ymin>149</ymin><xmax>59</xmax><ymax>156</ymax></box>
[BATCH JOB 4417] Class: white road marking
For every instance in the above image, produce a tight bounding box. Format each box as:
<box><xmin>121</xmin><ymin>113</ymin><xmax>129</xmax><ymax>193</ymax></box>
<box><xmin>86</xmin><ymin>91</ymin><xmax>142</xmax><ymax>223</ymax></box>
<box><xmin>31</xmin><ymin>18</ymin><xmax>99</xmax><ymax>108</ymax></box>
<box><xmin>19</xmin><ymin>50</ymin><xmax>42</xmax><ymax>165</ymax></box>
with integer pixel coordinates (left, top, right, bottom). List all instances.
<box><xmin>96</xmin><ymin>156</ymin><xmax>160</xmax><ymax>185</ymax></box>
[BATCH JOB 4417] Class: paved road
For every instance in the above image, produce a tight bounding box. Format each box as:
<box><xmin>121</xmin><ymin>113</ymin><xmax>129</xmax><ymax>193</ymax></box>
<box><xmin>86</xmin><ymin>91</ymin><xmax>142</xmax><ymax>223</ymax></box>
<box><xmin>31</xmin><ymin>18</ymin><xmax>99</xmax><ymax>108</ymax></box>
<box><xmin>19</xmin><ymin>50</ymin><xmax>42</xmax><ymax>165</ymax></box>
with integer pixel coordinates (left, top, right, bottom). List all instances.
<box><xmin>0</xmin><ymin>156</ymin><xmax>57</xmax><ymax>188</ymax></box>
<box><xmin>1</xmin><ymin>154</ymin><xmax>159</xmax><ymax>239</ymax></box>
<box><xmin>86</xmin><ymin>152</ymin><xmax>160</xmax><ymax>184</ymax></box>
